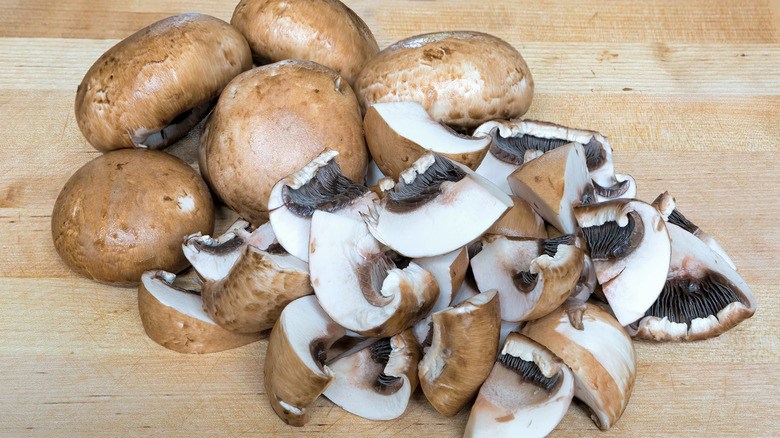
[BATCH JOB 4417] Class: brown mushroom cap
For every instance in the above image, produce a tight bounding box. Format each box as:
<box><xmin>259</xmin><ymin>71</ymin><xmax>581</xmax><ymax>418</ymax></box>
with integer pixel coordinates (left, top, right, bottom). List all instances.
<box><xmin>199</xmin><ymin>59</ymin><xmax>368</xmax><ymax>225</ymax></box>
<box><xmin>231</xmin><ymin>0</ymin><xmax>378</xmax><ymax>86</ymax></box>
<box><xmin>354</xmin><ymin>31</ymin><xmax>534</xmax><ymax>129</ymax></box>
<box><xmin>75</xmin><ymin>14</ymin><xmax>252</xmax><ymax>152</ymax></box>
<box><xmin>51</xmin><ymin>149</ymin><xmax>215</xmax><ymax>286</ymax></box>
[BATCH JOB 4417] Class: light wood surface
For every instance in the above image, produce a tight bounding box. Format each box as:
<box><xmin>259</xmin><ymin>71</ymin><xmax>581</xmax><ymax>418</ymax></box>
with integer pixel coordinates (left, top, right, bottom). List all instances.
<box><xmin>1</xmin><ymin>0</ymin><xmax>778</xmax><ymax>436</ymax></box>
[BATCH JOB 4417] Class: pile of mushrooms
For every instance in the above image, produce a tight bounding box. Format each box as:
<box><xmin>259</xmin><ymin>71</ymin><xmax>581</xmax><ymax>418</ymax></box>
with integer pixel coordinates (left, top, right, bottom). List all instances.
<box><xmin>51</xmin><ymin>1</ymin><xmax>757</xmax><ymax>436</ymax></box>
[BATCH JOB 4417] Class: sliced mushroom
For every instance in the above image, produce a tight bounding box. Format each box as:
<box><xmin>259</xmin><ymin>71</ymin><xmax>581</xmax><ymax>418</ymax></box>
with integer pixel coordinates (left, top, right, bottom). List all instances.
<box><xmin>323</xmin><ymin>329</ymin><xmax>421</xmax><ymax>420</ymax></box>
<box><xmin>412</xmin><ymin>246</ymin><xmax>469</xmax><ymax>313</ymax></box>
<box><xmin>264</xmin><ymin>295</ymin><xmax>346</xmax><ymax>426</ymax></box>
<box><xmin>507</xmin><ymin>142</ymin><xmax>591</xmax><ymax>235</ymax></box>
<box><xmin>575</xmin><ymin>199</ymin><xmax>671</xmax><ymax>326</ymax></box>
<box><xmin>363</xmin><ymin>152</ymin><xmax>512</xmax><ymax>257</ymax></box>
<box><xmin>465</xmin><ymin>333</ymin><xmax>574</xmax><ymax>438</ymax></box>
<box><xmin>471</xmin><ymin>234</ymin><xmax>584</xmax><ymax>322</ymax></box>
<box><xmin>627</xmin><ymin>223</ymin><xmax>756</xmax><ymax>341</ymax></box>
<box><xmin>485</xmin><ymin>195</ymin><xmax>548</xmax><ymax>239</ymax></box>
<box><xmin>138</xmin><ymin>270</ymin><xmax>260</xmax><ymax>354</ymax></box>
<box><xmin>309</xmin><ymin>210</ymin><xmax>439</xmax><ymax>337</ymax></box>
<box><xmin>419</xmin><ymin>290</ymin><xmax>501</xmax><ymax>417</ymax></box>
<box><xmin>521</xmin><ymin>299</ymin><xmax>636</xmax><ymax>430</ymax></box>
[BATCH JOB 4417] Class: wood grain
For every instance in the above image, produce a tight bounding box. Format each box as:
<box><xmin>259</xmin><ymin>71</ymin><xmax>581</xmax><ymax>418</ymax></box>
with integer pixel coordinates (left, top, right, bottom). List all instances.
<box><xmin>1</xmin><ymin>0</ymin><xmax>778</xmax><ymax>436</ymax></box>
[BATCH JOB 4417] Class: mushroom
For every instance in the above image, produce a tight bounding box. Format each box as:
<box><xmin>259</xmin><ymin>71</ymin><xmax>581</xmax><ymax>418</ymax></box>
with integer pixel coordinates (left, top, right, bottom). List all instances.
<box><xmin>418</xmin><ymin>290</ymin><xmax>501</xmax><ymax>417</ymax></box>
<box><xmin>574</xmin><ymin>199</ymin><xmax>671</xmax><ymax>326</ymax></box>
<box><xmin>268</xmin><ymin>149</ymin><xmax>376</xmax><ymax>261</ymax></box>
<box><xmin>199</xmin><ymin>59</ymin><xmax>368</xmax><ymax>225</ymax></box>
<box><xmin>652</xmin><ymin>191</ymin><xmax>736</xmax><ymax>270</ymax></box>
<box><xmin>627</xmin><ymin>223</ymin><xmax>756</xmax><ymax>341</ymax></box>
<box><xmin>363</xmin><ymin>152</ymin><xmax>513</xmax><ymax>258</ymax></box>
<box><xmin>323</xmin><ymin>329</ymin><xmax>421</xmax><ymax>420</ymax></box>
<box><xmin>354</xmin><ymin>31</ymin><xmax>533</xmax><ymax>130</ymax></box>
<box><xmin>464</xmin><ymin>333</ymin><xmax>574</xmax><ymax>438</ymax></box>
<box><xmin>264</xmin><ymin>295</ymin><xmax>346</xmax><ymax>426</ymax></box>
<box><xmin>138</xmin><ymin>270</ymin><xmax>260</xmax><ymax>354</ymax></box>
<box><xmin>507</xmin><ymin>142</ymin><xmax>592</xmax><ymax>235</ymax></box>
<box><xmin>308</xmin><ymin>210</ymin><xmax>439</xmax><ymax>337</ymax></box>
<box><xmin>412</xmin><ymin>247</ymin><xmax>469</xmax><ymax>313</ymax></box>
<box><xmin>363</xmin><ymin>101</ymin><xmax>492</xmax><ymax>180</ymax></box>
<box><xmin>51</xmin><ymin>149</ymin><xmax>215</xmax><ymax>286</ymax></box>
<box><xmin>471</xmin><ymin>234</ymin><xmax>584</xmax><ymax>322</ymax></box>
<box><xmin>75</xmin><ymin>14</ymin><xmax>251</xmax><ymax>151</ymax></box>
<box><xmin>230</xmin><ymin>0</ymin><xmax>379</xmax><ymax>86</ymax></box>
<box><xmin>485</xmin><ymin>195</ymin><xmax>548</xmax><ymax>239</ymax></box>
<box><xmin>521</xmin><ymin>298</ymin><xmax>636</xmax><ymax>430</ymax></box>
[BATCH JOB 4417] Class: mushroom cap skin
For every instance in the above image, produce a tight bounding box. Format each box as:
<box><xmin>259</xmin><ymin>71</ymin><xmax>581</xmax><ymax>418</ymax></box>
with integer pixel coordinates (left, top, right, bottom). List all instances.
<box><xmin>521</xmin><ymin>299</ymin><xmax>636</xmax><ymax>430</ymax></box>
<box><xmin>627</xmin><ymin>223</ymin><xmax>756</xmax><ymax>341</ymax></box>
<box><xmin>485</xmin><ymin>195</ymin><xmax>548</xmax><ymax>239</ymax></box>
<box><xmin>264</xmin><ymin>295</ymin><xmax>346</xmax><ymax>426</ymax></box>
<box><xmin>51</xmin><ymin>149</ymin><xmax>215</xmax><ymax>286</ymax></box>
<box><xmin>75</xmin><ymin>14</ymin><xmax>252</xmax><ymax>152</ymax></box>
<box><xmin>230</xmin><ymin>0</ymin><xmax>378</xmax><ymax>86</ymax></box>
<box><xmin>199</xmin><ymin>59</ymin><xmax>368</xmax><ymax>226</ymax></box>
<box><xmin>418</xmin><ymin>290</ymin><xmax>501</xmax><ymax>417</ymax></box>
<box><xmin>575</xmin><ymin>199</ymin><xmax>671</xmax><ymax>326</ymax></box>
<box><xmin>464</xmin><ymin>333</ymin><xmax>574</xmax><ymax>438</ymax></box>
<box><xmin>412</xmin><ymin>246</ymin><xmax>469</xmax><ymax>313</ymax></box>
<box><xmin>363</xmin><ymin>101</ymin><xmax>492</xmax><ymax>180</ymax></box>
<box><xmin>138</xmin><ymin>270</ymin><xmax>261</xmax><ymax>354</ymax></box>
<box><xmin>354</xmin><ymin>31</ymin><xmax>534</xmax><ymax>129</ymax></box>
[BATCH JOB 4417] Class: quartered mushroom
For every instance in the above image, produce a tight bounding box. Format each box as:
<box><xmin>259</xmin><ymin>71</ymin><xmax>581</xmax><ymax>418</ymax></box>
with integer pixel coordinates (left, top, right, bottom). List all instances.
<box><xmin>485</xmin><ymin>195</ymin><xmax>548</xmax><ymax>239</ymax></box>
<box><xmin>652</xmin><ymin>191</ymin><xmax>736</xmax><ymax>270</ymax></box>
<box><xmin>412</xmin><ymin>246</ymin><xmax>469</xmax><ymax>313</ymax></box>
<box><xmin>363</xmin><ymin>152</ymin><xmax>513</xmax><ymax>258</ymax></box>
<box><xmin>264</xmin><ymin>295</ymin><xmax>346</xmax><ymax>426</ymax></box>
<box><xmin>268</xmin><ymin>149</ymin><xmax>376</xmax><ymax>261</ymax></box>
<box><xmin>465</xmin><ymin>333</ymin><xmax>574</xmax><ymax>438</ymax></box>
<box><xmin>627</xmin><ymin>223</ymin><xmax>756</xmax><ymax>341</ymax></box>
<box><xmin>522</xmin><ymin>299</ymin><xmax>636</xmax><ymax>430</ymax></box>
<box><xmin>363</xmin><ymin>101</ymin><xmax>492</xmax><ymax>180</ymax></box>
<box><xmin>575</xmin><ymin>199</ymin><xmax>671</xmax><ymax>326</ymax></box>
<box><xmin>323</xmin><ymin>329</ymin><xmax>421</xmax><ymax>420</ymax></box>
<box><xmin>138</xmin><ymin>270</ymin><xmax>260</xmax><ymax>354</ymax></box>
<box><xmin>419</xmin><ymin>290</ymin><xmax>501</xmax><ymax>417</ymax></box>
<box><xmin>507</xmin><ymin>142</ymin><xmax>592</xmax><ymax>235</ymax></box>
<box><xmin>308</xmin><ymin>210</ymin><xmax>439</xmax><ymax>337</ymax></box>
<box><xmin>471</xmin><ymin>234</ymin><xmax>584</xmax><ymax>322</ymax></box>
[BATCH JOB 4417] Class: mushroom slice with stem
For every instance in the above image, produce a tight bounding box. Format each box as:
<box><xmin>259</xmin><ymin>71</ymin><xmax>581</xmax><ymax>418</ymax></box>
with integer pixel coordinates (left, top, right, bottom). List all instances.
<box><xmin>465</xmin><ymin>333</ymin><xmax>574</xmax><ymax>438</ymax></box>
<box><xmin>507</xmin><ymin>142</ymin><xmax>591</xmax><ymax>235</ymax></box>
<box><xmin>363</xmin><ymin>152</ymin><xmax>512</xmax><ymax>258</ymax></box>
<box><xmin>627</xmin><ymin>223</ymin><xmax>756</xmax><ymax>341</ymax></box>
<box><xmin>268</xmin><ymin>149</ymin><xmax>375</xmax><ymax>262</ymax></box>
<box><xmin>309</xmin><ymin>210</ymin><xmax>439</xmax><ymax>337</ymax></box>
<box><xmin>412</xmin><ymin>246</ymin><xmax>469</xmax><ymax>313</ymax></box>
<box><xmin>485</xmin><ymin>195</ymin><xmax>548</xmax><ymax>239</ymax></box>
<box><xmin>471</xmin><ymin>234</ymin><xmax>584</xmax><ymax>322</ymax></box>
<box><xmin>264</xmin><ymin>295</ymin><xmax>346</xmax><ymax>426</ymax></box>
<box><xmin>138</xmin><ymin>270</ymin><xmax>260</xmax><ymax>354</ymax></box>
<box><xmin>521</xmin><ymin>298</ymin><xmax>636</xmax><ymax>430</ymax></box>
<box><xmin>419</xmin><ymin>290</ymin><xmax>501</xmax><ymax>417</ymax></box>
<box><xmin>575</xmin><ymin>199</ymin><xmax>671</xmax><ymax>326</ymax></box>
<box><xmin>363</xmin><ymin>101</ymin><xmax>492</xmax><ymax>180</ymax></box>
<box><xmin>652</xmin><ymin>191</ymin><xmax>736</xmax><ymax>270</ymax></box>
<box><xmin>323</xmin><ymin>329</ymin><xmax>422</xmax><ymax>420</ymax></box>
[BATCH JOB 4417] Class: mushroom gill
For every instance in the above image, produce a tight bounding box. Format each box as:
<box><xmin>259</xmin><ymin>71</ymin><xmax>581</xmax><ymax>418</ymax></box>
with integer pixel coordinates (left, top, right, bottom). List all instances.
<box><xmin>384</xmin><ymin>152</ymin><xmax>466</xmax><ymax>213</ymax></box>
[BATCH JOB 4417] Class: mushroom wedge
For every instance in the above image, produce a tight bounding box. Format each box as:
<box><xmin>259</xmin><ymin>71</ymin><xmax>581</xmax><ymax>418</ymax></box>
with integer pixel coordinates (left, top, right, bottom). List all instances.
<box><xmin>485</xmin><ymin>195</ymin><xmax>548</xmax><ymax>239</ymax></box>
<box><xmin>627</xmin><ymin>223</ymin><xmax>756</xmax><ymax>341</ymax></box>
<box><xmin>419</xmin><ymin>290</ymin><xmax>501</xmax><ymax>417</ymax></box>
<box><xmin>323</xmin><ymin>330</ymin><xmax>421</xmax><ymax>420</ymax></box>
<box><xmin>363</xmin><ymin>101</ymin><xmax>491</xmax><ymax>180</ymax></box>
<box><xmin>309</xmin><ymin>210</ymin><xmax>439</xmax><ymax>337</ymax></box>
<box><xmin>575</xmin><ymin>199</ymin><xmax>671</xmax><ymax>326</ymax></box>
<box><xmin>363</xmin><ymin>152</ymin><xmax>513</xmax><ymax>258</ymax></box>
<box><xmin>268</xmin><ymin>149</ymin><xmax>376</xmax><ymax>261</ymax></box>
<box><xmin>412</xmin><ymin>246</ymin><xmax>469</xmax><ymax>313</ymax></box>
<box><xmin>471</xmin><ymin>234</ymin><xmax>584</xmax><ymax>322</ymax></box>
<box><xmin>465</xmin><ymin>333</ymin><xmax>574</xmax><ymax>438</ymax></box>
<box><xmin>522</xmin><ymin>299</ymin><xmax>636</xmax><ymax>430</ymax></box>
<box><xmin>264</xmin><ymin>295</ymin><xmax>346</xmax><ymax>426</ymax></box>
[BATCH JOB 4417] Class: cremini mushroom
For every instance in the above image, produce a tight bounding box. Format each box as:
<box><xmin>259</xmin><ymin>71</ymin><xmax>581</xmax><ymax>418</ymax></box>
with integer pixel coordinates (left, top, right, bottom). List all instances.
<box><xmin>75</xmin><ymin>14</ymin><xmax>252</xmax><ymax>151</ymax></box>
<box><xmin>264</xmin><ymin>295</ymin><xmax>346</xmax><ymax>426</ymax></box>
<box><xmin>465</xmin><ymin>333</ymin><xmax>574</xmax><ymax>438</ymax></box>
<box><xmin>418</xmin><ymin>290</ymin><xmax>501</xmax><ymax>417</ymax></box>
<box><xmin>412</xmin><ymin>246</ymin><xmax>469</xmax><ymax>313</ymax></box>
<box><xmin>485</xmin><ymin>195</ymin><xmax>548</xmax><ymax>239</ymax></box>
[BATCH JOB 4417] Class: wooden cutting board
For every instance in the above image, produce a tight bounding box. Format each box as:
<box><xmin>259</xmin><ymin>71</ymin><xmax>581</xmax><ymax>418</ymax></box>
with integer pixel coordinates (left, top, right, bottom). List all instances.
<box><xmin>1</xmin><ymin>0</ymin><xmax>778</xmax><ymax>436</ymax></box>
